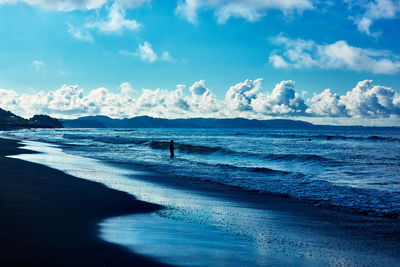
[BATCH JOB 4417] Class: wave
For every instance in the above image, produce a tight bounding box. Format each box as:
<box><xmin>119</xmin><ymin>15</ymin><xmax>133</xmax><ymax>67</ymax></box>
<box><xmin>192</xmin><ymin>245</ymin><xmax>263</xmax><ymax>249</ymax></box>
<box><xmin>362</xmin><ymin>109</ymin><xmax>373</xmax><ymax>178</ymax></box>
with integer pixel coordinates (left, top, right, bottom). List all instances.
<box><xmin>147</xmin><ymin>141</ymin><xmax>235</xmax><ymax>154</ymax></box>
<box><xmin>114</xmin><ymin>129</ymin><xmax>136</xmax><ymax>132</ymax></box>
<box><xmin>63</xmin><ymin>133</ymin><xmax>93</xmax><ymax>140</ymax></box>
<box><xmin>267</xmin><ymin>133</ymin><xmax>400</xmax><ymax>142</ymax></box>
<box><xmin>365</xmin><ymin>135</ymin><xmax>400</xmax><ymax>142</ymax></box>
<box><xmin>63</xmin><ymin>133</ymin><xmax>149</xmax><ymax>145</ymax></box>
<box><xmin>321</xmin><ymin>135</ymin><xmax>400</xmax><ymax>142</ymax></box>
<box><xmin>89</xmin><ymin>136</ymin><xmax>334</xmax><ymax>165</ymax></box>
<box><xmin>233</xmin><ymin>132</ymin><xmax>249</xmax><ymax>136</ymax></box>
<box><xmin>64</xmin><ymin>133</ymin><xmax>335</xmax><ymax>167</ymax></box>
<box><xmin>264</xmin><ymin>153</ymin><xmax>331</xmax><ymax>163</ymax></box>
<box><xmin>115</xmin><ymin>155</ymin><xmax>399</xmax><ymax>218</ymax></box>
<box><xmin>213</xmin><ymin>163</ymin><xmax>292</xmax><ymax>175</ymax></box>
<box><xmin>177</xmin><ymin>143</ymin><xmax>234</xmax><ymax>154</ymax></box>
<box><xmin>147</xmin><ymin>140</ymin><xmax>333</xmax><ymax>163</ymax></box>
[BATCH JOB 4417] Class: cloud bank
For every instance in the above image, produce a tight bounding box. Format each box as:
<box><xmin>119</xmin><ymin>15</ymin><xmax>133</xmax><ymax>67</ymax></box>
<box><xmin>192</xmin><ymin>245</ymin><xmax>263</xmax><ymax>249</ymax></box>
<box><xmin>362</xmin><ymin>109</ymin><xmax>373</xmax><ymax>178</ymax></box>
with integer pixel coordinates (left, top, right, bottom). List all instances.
<box><xmin>269</xmin><ymin>35</ymin><xmax>400</xmax><ymax>74</ymax></box>
<box><xmin>1</xmin><ymin>79</ymin><xmax>400</xmax><ymax>125</ymax></box>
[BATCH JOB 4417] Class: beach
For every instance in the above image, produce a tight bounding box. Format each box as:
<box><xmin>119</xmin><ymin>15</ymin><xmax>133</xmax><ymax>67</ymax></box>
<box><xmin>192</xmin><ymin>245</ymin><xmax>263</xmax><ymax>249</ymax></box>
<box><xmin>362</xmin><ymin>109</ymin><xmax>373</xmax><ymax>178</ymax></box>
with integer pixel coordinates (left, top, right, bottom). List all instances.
<box><xmin>0</xmin><ymin>138</ymin><xmax>167</xmax><ymax>266</ymax></box>
<box><xmin>1</xmin><ymin>134</ymin><xmax>400</xmax><ymax>266</ymax></box>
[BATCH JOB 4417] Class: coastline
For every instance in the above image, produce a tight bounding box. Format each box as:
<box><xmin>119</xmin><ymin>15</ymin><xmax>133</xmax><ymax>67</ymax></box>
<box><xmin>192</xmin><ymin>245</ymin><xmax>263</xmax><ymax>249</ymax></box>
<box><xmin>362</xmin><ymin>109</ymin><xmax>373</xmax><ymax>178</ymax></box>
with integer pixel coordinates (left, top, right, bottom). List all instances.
<box><xmin>0</xmin><ymin>137</ymin><xmax>168</xmax><ymax>266</ymax></box>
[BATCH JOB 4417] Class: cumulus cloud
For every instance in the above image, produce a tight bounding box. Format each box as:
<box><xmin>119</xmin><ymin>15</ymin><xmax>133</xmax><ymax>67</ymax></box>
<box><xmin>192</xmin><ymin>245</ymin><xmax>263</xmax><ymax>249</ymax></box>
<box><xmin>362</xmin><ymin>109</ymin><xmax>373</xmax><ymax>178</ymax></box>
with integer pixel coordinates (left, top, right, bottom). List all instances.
<box><xmin>1</xmin><ymin>79</ymin><xmax>399</xmax><ymax>123</ymax></box>
<box><xmin>0</xmin><ymin>84</ymin><xmax>134</xmax><ymax>118</ymax></box>
<box><xmin>119</xmin><ymin>81</ymin><xmax>136</xmax><ymax>97</ymax></box>
<box><xmin>67</xmin><ymin>23</ymin><xmax>94</xmax><ymax>42</ymax></box>
<box><xmin>176</xmin><ymin>0</ymin><xmax>313</xmax><ymax>24</ymax></box>
<box><xmin>269</xmin><ymin>35</ymin><xmax>400</xmax><ymax>74</ymax></box>
<box><xmin>252</xmin><ymin>80</ymin><xmax>307</xmax><ymax>115</ymax></box>
<box><xmin>225</xmin><ymin>78</ymin><xmax>262</xmax><ymax>112</ymax></box>
<box><xmin>86</xmin><ymin>2</ymin><xmax>140</xmax><ymax>34</ymax></box>
<box><xmin>135</xmin><ymin>41</ymin><xmax>157</xmax><ymax>63</ymax></box>
<box><xmin>189</xmin><ymin>80</ymin><xmax>220</xmax><ymax>113</ymax></box>
<box><xmin>0</xmin><ymin>0</ymin><xmax>150</xmax><ymax>11</ymax></box>
<box><xmin>306</xmin><ymin>89</ymin><xmax>347</xmax><ymax>117</ymax></box>
<box><xmin>135</xmin><ymin>86</ymin><xmax>193</xmax><ymax>117</ymax></box>
<box><xmin>0</xmin><ymin>81</ymin><xmax>218</xmax><ymax>119</ymax></box>
<box><xmin>120</xmin><ymin>41</ymin><xmax>174</xmax><ymax>63</ymax></box>
<box><xmin>345</xmin><ymin>0</ymin><xmax>400</xmax><ymax>37</ymax></box>
<box><xmin>339</xmin><ymin>80</ymin><xmax>400</xmax><ymax>117</ymax></box>
<box><xmin>32</xmin><ymin>60</ymin><xmax>44</xmax><ymax>70</ymax></box>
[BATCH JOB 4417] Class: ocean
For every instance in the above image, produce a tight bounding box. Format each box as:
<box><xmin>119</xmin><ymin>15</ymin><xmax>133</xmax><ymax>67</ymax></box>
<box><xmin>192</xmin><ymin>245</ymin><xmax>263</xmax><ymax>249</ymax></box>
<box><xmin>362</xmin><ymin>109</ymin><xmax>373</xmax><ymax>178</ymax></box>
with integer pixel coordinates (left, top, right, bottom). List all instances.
<box><xmin>3</xmin><ymin>127</ymin><xmax>400</xmax><ymax>218</ymax></box>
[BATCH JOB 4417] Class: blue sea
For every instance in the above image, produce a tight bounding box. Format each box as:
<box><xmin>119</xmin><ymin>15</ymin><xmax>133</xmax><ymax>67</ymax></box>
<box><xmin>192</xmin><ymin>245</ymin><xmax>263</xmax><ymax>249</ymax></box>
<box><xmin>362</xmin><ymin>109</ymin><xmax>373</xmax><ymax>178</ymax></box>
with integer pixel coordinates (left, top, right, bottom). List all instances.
<box><xmin>3</xmin><ymin>127</ymin><xmax>400</xmax><ymax>218</ymax></box>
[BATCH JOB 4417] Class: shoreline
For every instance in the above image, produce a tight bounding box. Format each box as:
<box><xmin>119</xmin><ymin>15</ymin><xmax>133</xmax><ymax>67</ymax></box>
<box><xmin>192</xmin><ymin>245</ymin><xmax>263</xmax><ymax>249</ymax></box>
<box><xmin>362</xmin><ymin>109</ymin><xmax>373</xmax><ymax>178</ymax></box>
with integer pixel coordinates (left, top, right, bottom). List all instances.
<box><xmin>0</xmin><ymin>137</ymin><xmax>169</xmax><ymax>266</ymax></box>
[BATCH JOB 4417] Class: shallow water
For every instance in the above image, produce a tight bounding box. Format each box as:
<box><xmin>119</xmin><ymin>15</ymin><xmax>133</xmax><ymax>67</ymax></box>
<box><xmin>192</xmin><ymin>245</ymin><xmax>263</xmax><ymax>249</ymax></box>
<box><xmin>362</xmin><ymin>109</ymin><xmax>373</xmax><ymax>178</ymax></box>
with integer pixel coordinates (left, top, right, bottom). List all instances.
<box><xmin>3</xmin><ymin>127</ymin><xmax>400</xmax><ymax>217</ymax></box>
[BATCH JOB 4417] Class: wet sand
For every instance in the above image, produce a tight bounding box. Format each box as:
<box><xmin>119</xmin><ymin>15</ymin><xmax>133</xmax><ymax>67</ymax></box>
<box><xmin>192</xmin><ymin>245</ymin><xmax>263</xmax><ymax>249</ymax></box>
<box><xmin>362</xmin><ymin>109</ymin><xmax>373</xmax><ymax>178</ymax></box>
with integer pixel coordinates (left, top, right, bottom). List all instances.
<box><xmin>0</xmin><ymin>138</ymin><xmax>168</xmax><ymax>266</ymax></box>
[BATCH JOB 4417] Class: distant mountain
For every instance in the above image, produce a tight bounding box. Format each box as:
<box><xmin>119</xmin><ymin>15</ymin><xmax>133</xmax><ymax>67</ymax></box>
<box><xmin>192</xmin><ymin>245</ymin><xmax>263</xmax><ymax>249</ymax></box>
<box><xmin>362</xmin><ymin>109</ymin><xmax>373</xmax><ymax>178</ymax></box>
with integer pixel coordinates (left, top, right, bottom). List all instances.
<box><xmin>0</xmin><ymin>108</ymin><xmax>63</xmax><ymax>130</ymax></box>
<box><xmin>61</xmin><ymin>115</ymin><xmax>314</xmax><ymax>129</ymax></box>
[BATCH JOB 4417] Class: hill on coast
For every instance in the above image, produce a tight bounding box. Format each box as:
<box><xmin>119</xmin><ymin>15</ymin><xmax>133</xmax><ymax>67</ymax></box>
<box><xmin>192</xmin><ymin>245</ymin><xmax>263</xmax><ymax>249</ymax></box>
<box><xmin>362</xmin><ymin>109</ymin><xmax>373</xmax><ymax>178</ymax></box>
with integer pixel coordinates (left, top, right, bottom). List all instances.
<box><xmin>0</xmin><ymin>108</ymin><xmax>63</xmax><ymax>130</ymax></box>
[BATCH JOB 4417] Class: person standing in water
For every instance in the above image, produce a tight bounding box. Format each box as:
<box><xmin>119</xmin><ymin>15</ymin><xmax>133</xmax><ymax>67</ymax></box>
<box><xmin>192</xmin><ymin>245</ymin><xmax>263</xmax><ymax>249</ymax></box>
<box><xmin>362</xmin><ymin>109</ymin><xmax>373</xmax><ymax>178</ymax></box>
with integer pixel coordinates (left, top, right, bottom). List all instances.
<box><xmin>170</xmin><ymin>140</ymin><xmax>174</xmax><ymax>158</ymax></box>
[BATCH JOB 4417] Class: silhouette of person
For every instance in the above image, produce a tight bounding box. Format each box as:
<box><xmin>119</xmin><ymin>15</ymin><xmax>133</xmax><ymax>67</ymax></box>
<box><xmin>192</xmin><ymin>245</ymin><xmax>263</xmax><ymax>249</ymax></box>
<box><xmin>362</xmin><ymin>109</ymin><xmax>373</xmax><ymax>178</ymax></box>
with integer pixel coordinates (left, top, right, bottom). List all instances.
<box><xmin>170</xmin><ymin>140</ymin><xmax>174</xmax><ymax>158</ymax></box>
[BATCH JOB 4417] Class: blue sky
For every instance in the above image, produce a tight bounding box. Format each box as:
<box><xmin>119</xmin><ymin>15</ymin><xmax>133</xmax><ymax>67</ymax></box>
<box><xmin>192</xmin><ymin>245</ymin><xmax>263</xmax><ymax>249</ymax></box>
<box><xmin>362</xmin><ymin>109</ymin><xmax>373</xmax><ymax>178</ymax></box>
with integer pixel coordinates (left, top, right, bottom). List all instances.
<box><xmin>0</xmin><ymin>0</ymin><xmax>400</xmax><ymax>125</ymax></box>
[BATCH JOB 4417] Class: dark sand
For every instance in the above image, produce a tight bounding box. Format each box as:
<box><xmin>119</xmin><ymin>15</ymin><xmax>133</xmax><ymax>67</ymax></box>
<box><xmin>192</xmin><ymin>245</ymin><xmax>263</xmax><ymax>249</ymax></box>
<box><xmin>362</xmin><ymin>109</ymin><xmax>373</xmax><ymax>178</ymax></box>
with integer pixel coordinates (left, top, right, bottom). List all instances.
<box><xmin>0</xmin><ymin>138</ymin><xmax>168</xmax><ymax>266</ymax></box>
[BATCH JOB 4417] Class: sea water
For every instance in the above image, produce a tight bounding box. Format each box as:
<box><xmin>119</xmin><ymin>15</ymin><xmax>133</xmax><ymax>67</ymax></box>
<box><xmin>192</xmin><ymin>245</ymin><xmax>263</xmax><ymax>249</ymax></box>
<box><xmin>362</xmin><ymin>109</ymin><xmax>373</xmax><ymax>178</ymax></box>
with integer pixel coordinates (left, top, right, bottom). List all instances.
<box><xmin>2</xmin><ymin>127</ymin><xmax>400</xmax><ymax>217</ymax></box>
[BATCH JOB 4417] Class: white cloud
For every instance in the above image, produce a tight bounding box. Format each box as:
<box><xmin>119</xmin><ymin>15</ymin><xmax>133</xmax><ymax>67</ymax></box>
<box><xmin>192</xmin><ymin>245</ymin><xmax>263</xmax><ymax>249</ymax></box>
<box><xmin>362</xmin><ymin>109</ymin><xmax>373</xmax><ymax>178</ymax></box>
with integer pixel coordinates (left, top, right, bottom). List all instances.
<box><xmin>119</xmin><ymin>81</ymin><xmax>136</xmax><ymax>97</ymax></box>
<box><xmin>67</xmin><ymin>23</ymin><xmax>94</xmax><ymax>42</ymax></box>
<box><xmin>338</xmin><ymin>80</ymin><xmax>400</xmax><ymax>117</ymax></box>
<box><xmin>1</xmin><ymin>80</ymin><xmax>399</xmax><ymax>124</ymax></box>
<box><xmin>176</xmin><ymin>0</ymin><xmax>313</xmax><ymax>24</ymax></box>
<box><xmin>269</xmin><ymin>55</ymin><xmax>289</xmax><ymax>68</ymax></box>
<box><xmin>32</xmin><ymin>60</ymin><xmax>44</xmax><ymax>70</ymax></box>
<box><xmin>306</xmin><ymin>89</ymin><xmax>347</xmax><ymax>117</ymax></box>
<box><xmin>120</xmin><ymin>41</ymin><xmax>174</xmax><ymax>63</ymax></box>
<box><xmin>225</xmin><ymin>78</ymin><xmax>262</xmax><ymax>112</ymax></box>
<box><xmin>86</xmin><ymin>2</ymin><xmax>140</xmax><ymax>34</ymax></box>
<box><xmin>269</xmin><ymin>35</ymin><xmax>400</xmax><ymax>74</ymax></box>
<box><xmin>251</xmin><ymin>80</ymin><xmax>307</xmax><ymax>115</ymax></box>
<box><xmin>189</xmin><ymin>80</ymin><xmax>220</xmax><ymax>113</ymax></box>
<box><xmin>136</xmin><ymin>41</ymin><xmax>158</xmax><ymax>63</ymax></box>
<box><xmin>346</xmin><ymin>0</ymin><xmax>400</xmax><ymax>37</ymax></box>
<box><xmin>0</xmin><ymin>0</ymin><xmax>150</xmax><ymax>11</ymax></box>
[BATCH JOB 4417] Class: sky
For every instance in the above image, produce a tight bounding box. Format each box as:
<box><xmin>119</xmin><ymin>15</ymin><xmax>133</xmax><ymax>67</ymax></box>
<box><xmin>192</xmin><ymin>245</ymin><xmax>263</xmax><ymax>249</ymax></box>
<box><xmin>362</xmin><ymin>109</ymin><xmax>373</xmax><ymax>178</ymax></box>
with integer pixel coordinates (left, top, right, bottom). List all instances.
<box><xmin>0</xmin><ymin>0</ymin><xmax>400</xmax><ymax>125</ymax></box>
